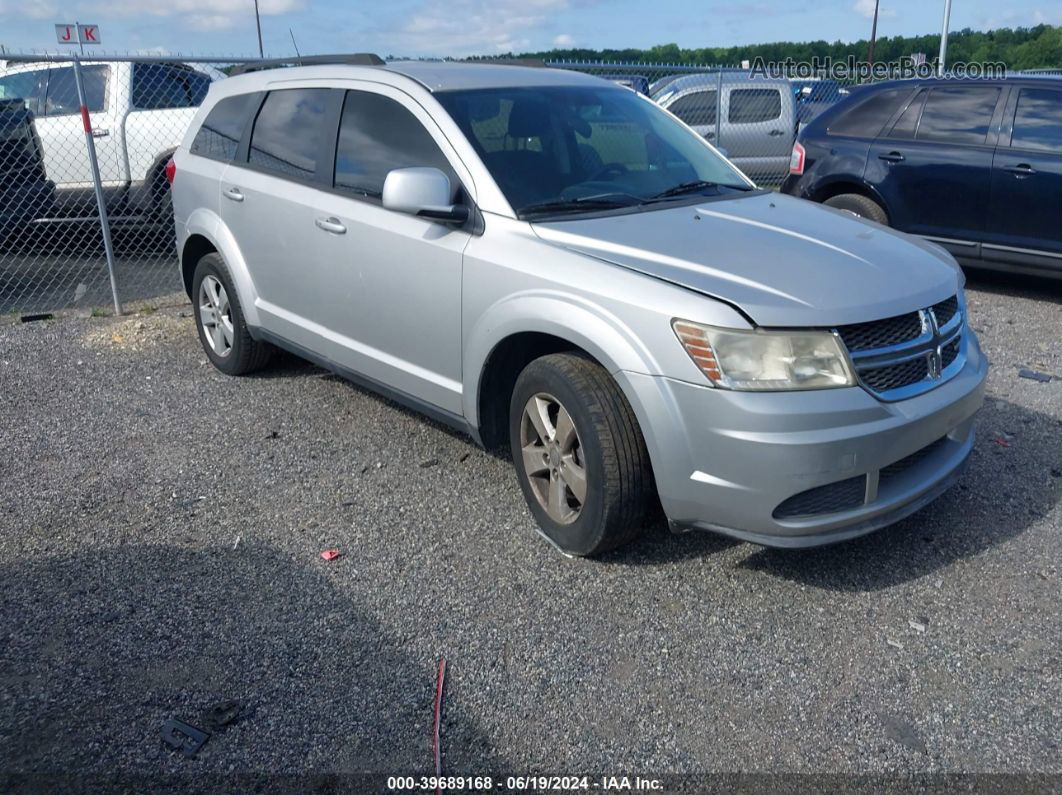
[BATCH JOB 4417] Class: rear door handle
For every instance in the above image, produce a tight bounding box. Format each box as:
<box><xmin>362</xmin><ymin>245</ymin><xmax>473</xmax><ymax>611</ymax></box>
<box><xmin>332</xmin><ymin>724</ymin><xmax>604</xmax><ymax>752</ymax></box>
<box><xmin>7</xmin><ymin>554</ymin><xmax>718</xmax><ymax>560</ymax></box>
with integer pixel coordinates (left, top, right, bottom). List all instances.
<box><xmin>314</xmin><ymin>217</ymin><xmax>346</xmax><ymax>235</ymax></box>
<box><xmin>768</xmin><ymin>129</ymin><xmax>785</xmax><ymax>136</ymax></box>
<box><xmin>223</xmin><ymin>187</ymin><xmax>244</xmax><ymax>202</ymax></box>
<box><xmin>1004</xmin><ymin>163</ymin><xmax>1036</xmax><ymax>177</ymax></box>
<box><xmin>878</xmin><ymin>152</ymin><xmax>905</xmax><ymax>163</ymax></box>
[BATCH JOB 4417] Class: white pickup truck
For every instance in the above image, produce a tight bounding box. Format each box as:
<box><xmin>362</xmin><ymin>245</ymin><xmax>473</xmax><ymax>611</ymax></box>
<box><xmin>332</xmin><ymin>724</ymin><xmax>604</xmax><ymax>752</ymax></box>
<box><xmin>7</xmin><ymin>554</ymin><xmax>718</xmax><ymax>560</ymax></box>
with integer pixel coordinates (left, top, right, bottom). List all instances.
<box><xmin>0</xmin><ymin>60</ymin><xmax>219</xmax><ymax>219</ymax></box>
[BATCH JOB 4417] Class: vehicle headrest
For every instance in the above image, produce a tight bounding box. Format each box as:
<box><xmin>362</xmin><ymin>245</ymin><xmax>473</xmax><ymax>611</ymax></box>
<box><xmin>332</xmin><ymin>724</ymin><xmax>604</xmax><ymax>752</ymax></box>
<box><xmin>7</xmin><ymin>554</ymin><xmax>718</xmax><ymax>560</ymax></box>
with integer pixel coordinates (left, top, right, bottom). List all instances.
<box><xmin>508</xmin><ymin>99</ymin><xmax>550</xmax><ymax>138</ymax></box>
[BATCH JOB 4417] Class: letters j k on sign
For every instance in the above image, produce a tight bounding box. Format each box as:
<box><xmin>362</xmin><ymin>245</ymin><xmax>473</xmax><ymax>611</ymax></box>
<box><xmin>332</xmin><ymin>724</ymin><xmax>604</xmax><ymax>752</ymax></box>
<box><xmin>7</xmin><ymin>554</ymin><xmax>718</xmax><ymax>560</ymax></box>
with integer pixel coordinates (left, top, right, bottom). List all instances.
<box><xmin>54</xmin><ymin>24</ymin><xmax>101</xmax><ymax>45</ymax></box>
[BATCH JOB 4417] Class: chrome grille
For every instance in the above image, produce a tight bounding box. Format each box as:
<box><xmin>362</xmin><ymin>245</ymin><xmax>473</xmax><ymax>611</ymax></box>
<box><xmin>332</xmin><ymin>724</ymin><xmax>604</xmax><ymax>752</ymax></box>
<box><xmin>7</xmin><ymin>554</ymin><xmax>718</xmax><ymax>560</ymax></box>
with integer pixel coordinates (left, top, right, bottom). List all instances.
<box><xmin>835</xmin><ymin>294</ymin><xmax>966</xmax><ymax>401</ymax></box>
<box><xmin>773</xmin><ymin>476</ymin><xmax>866</xmax><ymax>519</ymax></box>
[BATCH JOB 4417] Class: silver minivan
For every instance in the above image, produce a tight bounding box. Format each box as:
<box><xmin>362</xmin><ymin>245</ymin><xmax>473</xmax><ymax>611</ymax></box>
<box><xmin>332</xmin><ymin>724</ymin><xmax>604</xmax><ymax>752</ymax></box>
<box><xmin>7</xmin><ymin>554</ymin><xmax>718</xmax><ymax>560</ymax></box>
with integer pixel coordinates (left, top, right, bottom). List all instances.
<box><xmin>653</xmin><ymin>73</ymin><xmax>796</xmax><ymax>186</ymax></box>
<box><xmin>170</xmin><ymin>57</ymin><xmax>986</xmax><ymax>557</ymax></box>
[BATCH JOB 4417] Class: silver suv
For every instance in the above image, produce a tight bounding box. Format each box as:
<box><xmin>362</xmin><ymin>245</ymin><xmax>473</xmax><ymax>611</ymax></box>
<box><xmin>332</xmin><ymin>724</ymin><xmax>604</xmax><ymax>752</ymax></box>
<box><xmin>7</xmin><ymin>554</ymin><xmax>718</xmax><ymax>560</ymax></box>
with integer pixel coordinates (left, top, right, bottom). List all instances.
<box><xmin>170</xmin><ymin>57</ymin><xmax>987</xmax><ymax>556</ymax></box>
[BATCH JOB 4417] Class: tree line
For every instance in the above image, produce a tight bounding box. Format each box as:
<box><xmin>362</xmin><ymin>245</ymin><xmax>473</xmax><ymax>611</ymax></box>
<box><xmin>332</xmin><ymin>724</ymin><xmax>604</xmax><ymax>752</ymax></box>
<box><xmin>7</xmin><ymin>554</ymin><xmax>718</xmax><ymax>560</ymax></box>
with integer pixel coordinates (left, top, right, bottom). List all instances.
<box><xmin>507</xmin><ymin>24</ymin><xmax>1061</xmax><ymax>71</ymax></box>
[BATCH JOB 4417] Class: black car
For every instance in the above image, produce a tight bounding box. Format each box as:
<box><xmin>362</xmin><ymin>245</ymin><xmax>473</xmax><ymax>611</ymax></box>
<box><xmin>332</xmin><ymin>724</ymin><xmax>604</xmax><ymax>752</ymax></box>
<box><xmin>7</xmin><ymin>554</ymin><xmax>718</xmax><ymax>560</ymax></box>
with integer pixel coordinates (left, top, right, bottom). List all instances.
<box><xmin>0</xmin><ymin>97</ymin><xmax>54</xmax><ymax>241</ymax></box>
<box><xmin>782</xmin><ymin>77</ymin><xmax>1062</xmax><ymax>277</ymax></box>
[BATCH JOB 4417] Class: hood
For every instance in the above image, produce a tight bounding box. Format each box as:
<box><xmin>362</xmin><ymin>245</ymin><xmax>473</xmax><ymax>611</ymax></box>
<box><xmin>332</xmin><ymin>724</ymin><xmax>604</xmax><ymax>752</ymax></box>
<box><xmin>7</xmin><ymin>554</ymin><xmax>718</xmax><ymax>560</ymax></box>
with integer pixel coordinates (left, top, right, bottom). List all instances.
<box><xmin>531</xmin><ymin>192</ymin><xmax>961</xmax><ymax>327</ymax></box>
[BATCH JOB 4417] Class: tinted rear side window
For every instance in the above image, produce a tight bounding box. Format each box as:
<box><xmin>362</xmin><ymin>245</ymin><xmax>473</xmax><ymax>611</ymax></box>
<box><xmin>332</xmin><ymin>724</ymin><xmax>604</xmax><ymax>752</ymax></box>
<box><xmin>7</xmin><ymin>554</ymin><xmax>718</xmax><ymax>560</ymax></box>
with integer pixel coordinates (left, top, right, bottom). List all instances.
<box><xmin>334</xmin><ymin>90</ymin><xmax>457</xmax><ymax>200</ymax></box>
<box><xmin>1010</xmin><ymin>87</ymin><xmax>1062</xmax><ymax>153</ymax></box>
<box><xmin>133</xmin><ymin>64</ymin><xmax>208</xmax><ymax>110</ymax></box>
<box><xmin>191</xmin><ymin>93</ymin><xmax>256</xmax><ymax>161</ymax></box>
<box><xmin>916</xmin><ymin>85</ymin><xmax>1001</xmax><ymax>145</ymax></box>
<box><xmin>729</xmin><ymin>89</ymin><xmax>781</xmax><ymax>123</ymax></box>
<box><xmin>828</xmin><ymin>87</ymin><xmax>910</xmax><ymax>137</ymax></box>
<box><xmin>248</xmin><ymin>88</ymin><xmax>330</xmax><ymax>180</ymax></box>
<box><xmin>887</xmin><ymin>89</ymin><xmax>927</xmax><ymax>139</ymax></box>
<box><xmin>667</xmin><ymin>90</ymin><xmax>717</xmax><ymax>126</ymax></box>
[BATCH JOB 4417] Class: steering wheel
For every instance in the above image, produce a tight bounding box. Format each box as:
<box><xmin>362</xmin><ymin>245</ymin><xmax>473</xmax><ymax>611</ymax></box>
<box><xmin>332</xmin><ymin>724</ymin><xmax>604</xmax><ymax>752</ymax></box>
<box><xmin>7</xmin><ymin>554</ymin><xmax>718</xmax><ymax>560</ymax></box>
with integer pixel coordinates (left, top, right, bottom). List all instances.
<box><xmin>589</xmin><ymin>163</ymin><xmax>629</xmax><ymax>181</ymax></box>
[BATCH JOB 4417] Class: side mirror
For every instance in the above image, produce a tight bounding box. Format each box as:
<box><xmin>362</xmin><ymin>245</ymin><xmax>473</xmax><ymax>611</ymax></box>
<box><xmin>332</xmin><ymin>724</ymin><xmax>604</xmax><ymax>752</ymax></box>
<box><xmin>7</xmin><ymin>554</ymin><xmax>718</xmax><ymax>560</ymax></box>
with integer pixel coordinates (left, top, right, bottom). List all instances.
<box><xmin>382</xmin><ymin>167</ymin><xmax>468</xmax><ymax>224</ymax></box>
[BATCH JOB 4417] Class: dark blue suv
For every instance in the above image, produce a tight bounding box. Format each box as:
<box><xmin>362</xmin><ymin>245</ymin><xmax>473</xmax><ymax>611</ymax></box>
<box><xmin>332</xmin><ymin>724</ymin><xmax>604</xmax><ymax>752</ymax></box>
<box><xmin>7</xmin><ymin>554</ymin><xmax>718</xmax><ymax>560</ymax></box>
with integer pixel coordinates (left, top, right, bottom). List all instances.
<box><xmin>782</xmin><ymin>77</ymin><xmax>1062</xmax><ymax>278</ymax></box>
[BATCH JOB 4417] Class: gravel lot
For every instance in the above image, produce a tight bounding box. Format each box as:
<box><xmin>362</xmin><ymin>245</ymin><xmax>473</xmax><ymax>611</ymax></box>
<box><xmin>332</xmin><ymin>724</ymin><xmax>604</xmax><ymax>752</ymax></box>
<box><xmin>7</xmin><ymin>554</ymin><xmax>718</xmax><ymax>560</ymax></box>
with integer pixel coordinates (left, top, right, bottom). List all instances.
<box><xmin>0</xmin><ymin>270</ymin><xmax>1059</xmax><ymax>789</ymax></box>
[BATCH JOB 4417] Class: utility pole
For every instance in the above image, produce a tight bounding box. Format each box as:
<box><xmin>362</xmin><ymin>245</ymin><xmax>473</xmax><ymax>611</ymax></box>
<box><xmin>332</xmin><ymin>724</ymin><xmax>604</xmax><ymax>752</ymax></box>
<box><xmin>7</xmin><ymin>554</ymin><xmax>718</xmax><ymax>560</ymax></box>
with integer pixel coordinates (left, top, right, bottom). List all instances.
<box><xmin>254</xmin><ymin>0</ymin><xmax>264</xmax><ymax>58</ymax></box>
<box><xmin>938</xmin><ymin>0</ymin><xmax>952</xmax><ymax>76</ymax></box>
<box><xmin>867</xmin><ymin>0</ymin><xmax>880</xmax><ymax>69</ymax></box>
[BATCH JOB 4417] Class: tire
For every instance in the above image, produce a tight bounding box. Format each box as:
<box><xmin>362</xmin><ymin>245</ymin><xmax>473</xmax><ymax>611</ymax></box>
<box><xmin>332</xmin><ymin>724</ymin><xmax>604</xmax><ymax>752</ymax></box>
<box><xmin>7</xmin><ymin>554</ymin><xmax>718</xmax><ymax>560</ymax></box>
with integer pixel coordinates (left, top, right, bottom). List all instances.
<box><xmin>191</xmin><ymin>253</ymin><xmax>272</xmax><ymax>375</ymax></box>
<box><xmin>824</xmin><ymin>193</ymin><xmax>888</xmax><ymax>225</ymax></box>
<box><xmin>509</xmin><ymin>352</ymin><xmax>654</xmax><ymax>557</ymax></box>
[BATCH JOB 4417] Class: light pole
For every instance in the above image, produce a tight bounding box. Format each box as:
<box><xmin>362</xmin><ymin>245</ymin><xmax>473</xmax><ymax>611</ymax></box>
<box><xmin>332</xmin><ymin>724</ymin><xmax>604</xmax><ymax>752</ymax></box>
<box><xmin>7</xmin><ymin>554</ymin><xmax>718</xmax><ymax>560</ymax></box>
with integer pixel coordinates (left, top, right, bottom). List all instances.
<box><xmin>254</xmin><ymin>0</ymin><xmax>264</xmax><ymax>58</ymax></box>
<box><xmin>938</xmin><ymin>0</ymin><xmax>952</xmax><ymax>76</ymax></box>
<box><xmin>867</xmin><ymin>0</ymin><xmax>880</xmax><ymax>69</ymax></box>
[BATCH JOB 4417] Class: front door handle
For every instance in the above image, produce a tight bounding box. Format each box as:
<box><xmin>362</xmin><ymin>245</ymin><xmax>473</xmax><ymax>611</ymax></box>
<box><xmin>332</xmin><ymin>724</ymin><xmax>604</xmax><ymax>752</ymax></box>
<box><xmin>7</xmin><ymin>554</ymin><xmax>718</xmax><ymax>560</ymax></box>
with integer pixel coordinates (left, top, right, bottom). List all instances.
<box><xmin>314</xmin><ymin>216</ymin><xmax>346</xmax><ymax>235</ymax></box>
<box><xmin>91</xmin><ymin>128</ymin><xmax>109</xmax><ymax>138</ymax></box>
<box><xmin>1004</xmin><ymin>163</ymin><xmax>1036</xmax><ymax>177</ymax></box>
<box><xmin>878</xmin><ymin>151</ymin><xmax>905</xmax><ymax>163</ymax></box>
<box><xmin>768</xmin><ymin>129</ymin><xmax>785</xmax><ymax>136</ymax></box>
<box><xmin>223</xmin><ymin>187</ymin><xmax>244</xmax><ymax>202</ymax></box>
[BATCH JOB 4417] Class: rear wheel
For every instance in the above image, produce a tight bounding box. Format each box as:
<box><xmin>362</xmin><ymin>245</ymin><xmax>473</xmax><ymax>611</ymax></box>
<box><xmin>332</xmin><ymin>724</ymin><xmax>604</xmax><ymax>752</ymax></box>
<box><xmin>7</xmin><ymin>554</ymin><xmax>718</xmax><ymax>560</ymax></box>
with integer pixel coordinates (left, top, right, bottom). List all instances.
<box><xmin>509</xmin><ymin>352</ymin><xmax>654</xmax><ymax>557</ymax></box>
<box><xmin>192</xmin><ymin>253</ymin><xmax>272</xmax><ymax>375</ymax></box>
<box><xmin>824</xmin><ymin>193</ymin><xmax>888</xmax><ymax>225</ymax></box>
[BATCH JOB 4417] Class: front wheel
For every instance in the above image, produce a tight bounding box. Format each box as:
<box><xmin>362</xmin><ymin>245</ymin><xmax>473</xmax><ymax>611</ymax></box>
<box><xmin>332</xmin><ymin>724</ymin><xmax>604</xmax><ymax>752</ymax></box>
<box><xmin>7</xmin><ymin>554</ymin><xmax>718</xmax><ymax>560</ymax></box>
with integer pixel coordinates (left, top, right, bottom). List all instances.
<box><xmin>509</xmin><ymin>353</ymin><xmax>654</xmax><ymax>557</ymax></box>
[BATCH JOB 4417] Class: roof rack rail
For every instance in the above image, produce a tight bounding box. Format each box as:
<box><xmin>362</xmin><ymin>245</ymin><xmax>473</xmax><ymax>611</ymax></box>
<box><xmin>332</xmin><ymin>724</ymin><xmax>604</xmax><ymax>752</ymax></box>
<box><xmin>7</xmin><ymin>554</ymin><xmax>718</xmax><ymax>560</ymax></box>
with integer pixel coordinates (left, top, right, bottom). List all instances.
<box><xmin>468</xmin><ymin>58</ymin><xmax>548</xmax><ymax>68</ymax></box>
<box><xmin>230</xmin><ymin>53</ymin><xmax>385</xmax><ymax>76</ymax></box>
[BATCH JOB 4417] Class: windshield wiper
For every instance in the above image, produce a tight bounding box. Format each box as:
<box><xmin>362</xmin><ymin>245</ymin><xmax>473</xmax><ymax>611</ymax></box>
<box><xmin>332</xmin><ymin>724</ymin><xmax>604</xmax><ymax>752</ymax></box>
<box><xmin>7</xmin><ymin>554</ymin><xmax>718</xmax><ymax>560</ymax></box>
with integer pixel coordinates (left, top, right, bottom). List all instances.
<box><xmin>646</xmin><ymin>180</ymin><xmax>751</xmax><ymax>201</ymax></box>
<box><xmin>518</xmin><ymin>194</ymin><xmax>640</xmax><ymax>217</ymax></box>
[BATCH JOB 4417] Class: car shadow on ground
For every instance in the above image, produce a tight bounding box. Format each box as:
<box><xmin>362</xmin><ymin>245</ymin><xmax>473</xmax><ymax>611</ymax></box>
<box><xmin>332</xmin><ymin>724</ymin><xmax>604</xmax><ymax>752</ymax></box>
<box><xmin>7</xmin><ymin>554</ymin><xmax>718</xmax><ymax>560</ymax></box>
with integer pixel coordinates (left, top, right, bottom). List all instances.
<box><xmin>964</xmin><ymin>268</ymin><xmax>1062</xmax><ymax>304</ymax></box>
<box><xmin>0</xmin><ymin>543</ymin><xmax>504</xmax><ymax>790</ymax></box>
<box><xmin>737</xmin><ymin>397</ymin><xmax>1061</xmax><ymax>592</ymax></box>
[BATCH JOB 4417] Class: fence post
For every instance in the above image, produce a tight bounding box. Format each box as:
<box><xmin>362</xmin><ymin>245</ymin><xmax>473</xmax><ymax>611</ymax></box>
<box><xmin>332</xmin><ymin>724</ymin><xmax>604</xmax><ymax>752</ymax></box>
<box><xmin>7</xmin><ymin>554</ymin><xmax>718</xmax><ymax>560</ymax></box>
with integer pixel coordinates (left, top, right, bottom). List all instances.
<box><xmin>715</xmin><ymin>68</ymin><xmax>723</xmax><ymax>151</ymax></box>
<box><xmin>72</xmin><ymin>56</ymin><xmax>122</xmax><ymax>316</ymax></box>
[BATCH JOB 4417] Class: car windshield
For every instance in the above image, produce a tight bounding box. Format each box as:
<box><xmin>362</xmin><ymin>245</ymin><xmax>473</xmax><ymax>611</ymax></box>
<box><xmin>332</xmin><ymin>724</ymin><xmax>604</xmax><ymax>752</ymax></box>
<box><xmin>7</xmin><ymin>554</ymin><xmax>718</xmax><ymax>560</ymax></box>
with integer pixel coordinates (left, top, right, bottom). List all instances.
<box><xmin>435</xmin><ymin>85</ymin><xmax>751</xmax><ymax>218</ymax></box>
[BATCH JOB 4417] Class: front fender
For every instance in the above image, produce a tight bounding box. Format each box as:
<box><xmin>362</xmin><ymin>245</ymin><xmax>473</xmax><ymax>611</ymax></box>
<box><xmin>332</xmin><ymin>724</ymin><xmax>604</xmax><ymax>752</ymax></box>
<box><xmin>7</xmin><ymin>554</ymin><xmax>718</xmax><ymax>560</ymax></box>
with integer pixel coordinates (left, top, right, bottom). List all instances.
<box><xmin>182</xmin><ymin>208</ymin><xmax>262</xmax><ymax>328</ymax></box>
<box><xmin>462</xmin><ymin>290</ymin><xmax>663</xmax><ymax>430</ymax></box>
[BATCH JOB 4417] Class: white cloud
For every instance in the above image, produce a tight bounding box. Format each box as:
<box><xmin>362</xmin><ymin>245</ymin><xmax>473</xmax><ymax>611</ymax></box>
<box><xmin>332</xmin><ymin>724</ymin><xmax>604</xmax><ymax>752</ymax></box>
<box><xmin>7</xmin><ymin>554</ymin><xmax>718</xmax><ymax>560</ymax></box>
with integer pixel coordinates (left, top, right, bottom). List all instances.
<box><xmin>553</xmin><ymin>33</ymin><xmax>575</xmax><ymax>47</ymax></box>
<box><xmin>380</xmin><ymin>0</ymin><xmax>592</xmax><ymax>57</ymax></box>
<box><xmin>0</xmin><ymin>0</ymin><xmax>58</xmax><ymax>19</ymax></box>
<box><xmin>852</xmin><ymin>0</ymin><xmax>895</xmax><ymax>20</ymax></box>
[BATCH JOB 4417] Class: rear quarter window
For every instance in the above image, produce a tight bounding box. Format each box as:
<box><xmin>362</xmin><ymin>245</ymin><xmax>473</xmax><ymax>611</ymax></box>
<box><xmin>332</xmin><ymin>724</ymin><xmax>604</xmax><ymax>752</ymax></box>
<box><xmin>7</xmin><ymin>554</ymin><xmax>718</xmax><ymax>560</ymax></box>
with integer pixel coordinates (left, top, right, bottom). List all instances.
<box><xmin>190</xmin><ymin>93</ymin><xmax>258</xmax><ymax>161</ymax></box>
<box><xmin>827</xmin><ymin>87</ymin><xmax>911</xmax><ymax>138</ymax></box>
<box><xmin>1010</xmin><ymin>87</ymin><xmax>1062</xmax><ymax>153</ymax></box>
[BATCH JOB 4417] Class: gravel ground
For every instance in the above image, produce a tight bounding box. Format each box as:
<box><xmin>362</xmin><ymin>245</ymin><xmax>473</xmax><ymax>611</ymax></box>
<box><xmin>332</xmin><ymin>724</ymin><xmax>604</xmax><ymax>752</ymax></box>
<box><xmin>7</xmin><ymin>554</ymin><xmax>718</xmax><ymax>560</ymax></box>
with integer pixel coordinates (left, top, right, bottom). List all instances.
<box><xmin>0</xmin><ymin>270</ymin><xmax>1059</xmax><ymax>790</ymax></box>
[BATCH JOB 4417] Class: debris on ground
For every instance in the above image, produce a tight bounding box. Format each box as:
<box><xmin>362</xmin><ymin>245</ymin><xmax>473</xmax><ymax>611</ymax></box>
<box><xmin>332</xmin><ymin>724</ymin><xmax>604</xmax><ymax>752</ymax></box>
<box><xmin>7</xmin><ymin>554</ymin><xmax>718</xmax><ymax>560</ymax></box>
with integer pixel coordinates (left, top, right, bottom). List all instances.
<box><xmin>201</xmin><ymin>699</ymin><xmax>246</xmax><ymax>732</ymax></box>
<box><xmin>909</xmin><ymin>618</ymin><xmax>927</xmax><ymax>633</ymax></box>
<box><xmin>160</xmin><ymin>718</ymin><xmax>210</xmax><ymax>757</ymax></box>
<box><xmin>459</xmin><ymin>452</ymin><xmax>471</xmax><ymax>463</ymax></box>
<box><xmin>83</xmin><ymin>313</ymin><xmax>188</xmax><ymax>352</ymax></box>
<box><xmin>1018</xmin><ymin>368</ymin><xmax>1052</xmax><ymax>383</ymax></box>
<box><xmin>320</xmin><ymin>548</ymin><xmax>341</xmax><ymax>561</ymax></box>
<box><xmin>20</xmin><ymin>313</ymin><xmax>53</xmax><ymax>323</ymax></box>
<box><xmin>881</xmin><ymin>715</ymin><xmax>927</xmax><ymax>754</ymax></box>
<box><xmin>233</xmin><ymin>535</ymin><xmax>241</xmax><ymax>550</ymax></box>
<box><xmin>419</xmin><ymin>458</ymin><xmax>440</xmax><ymax>468</ymax></box>
<box><xmin>886</xmin><ymin>638</ymin><xmax>904</xmax><ymax>650</ymax></box>
<box><xmin>265</xmin><ymin>430</ymin><xmax>280</xmax><ymax>440</ymax></box>
<box><xmin>993</xmin><ymin>436</ymin><xmax>1011</xmax><ymax>448</ymax></box>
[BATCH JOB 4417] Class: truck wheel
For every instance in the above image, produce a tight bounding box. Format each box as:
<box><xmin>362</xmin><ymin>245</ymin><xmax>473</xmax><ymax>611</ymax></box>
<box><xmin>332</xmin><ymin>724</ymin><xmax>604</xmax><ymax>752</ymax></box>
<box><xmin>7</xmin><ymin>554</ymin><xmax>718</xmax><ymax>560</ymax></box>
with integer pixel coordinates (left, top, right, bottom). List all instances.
<box><xmin>192</xmin><ymin>253</ymin><xmax>272</xmax><ymax>375</ymax></box>
<box><xmin>824</xmin><ymin>193</ymin><xmax>888</xmax><ymax>225</ymax></box>
<box><xmin>510</xmin><ymin>352</ymin><xmax>654</xmax><ymax>557</ymax></box>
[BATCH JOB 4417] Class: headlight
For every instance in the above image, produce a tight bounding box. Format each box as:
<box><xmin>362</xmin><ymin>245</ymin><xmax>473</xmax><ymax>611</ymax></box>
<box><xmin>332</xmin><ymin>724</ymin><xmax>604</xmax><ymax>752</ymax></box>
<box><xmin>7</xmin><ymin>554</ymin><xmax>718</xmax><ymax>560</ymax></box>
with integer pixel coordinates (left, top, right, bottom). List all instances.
<box><xmin>672</xmin><ymin>319</ymin><xmax>855</xmax><ymax>391</ymax></box>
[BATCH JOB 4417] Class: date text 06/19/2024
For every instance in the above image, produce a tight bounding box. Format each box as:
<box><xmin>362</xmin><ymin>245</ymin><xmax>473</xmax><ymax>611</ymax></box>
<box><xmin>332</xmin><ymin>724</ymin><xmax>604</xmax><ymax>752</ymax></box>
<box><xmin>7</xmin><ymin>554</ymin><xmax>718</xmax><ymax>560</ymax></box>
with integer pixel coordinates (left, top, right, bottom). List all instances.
<box><xmin>386</xmin><ymin>775</ymin><xmax>664</xmax><ymax>791</ymax></box>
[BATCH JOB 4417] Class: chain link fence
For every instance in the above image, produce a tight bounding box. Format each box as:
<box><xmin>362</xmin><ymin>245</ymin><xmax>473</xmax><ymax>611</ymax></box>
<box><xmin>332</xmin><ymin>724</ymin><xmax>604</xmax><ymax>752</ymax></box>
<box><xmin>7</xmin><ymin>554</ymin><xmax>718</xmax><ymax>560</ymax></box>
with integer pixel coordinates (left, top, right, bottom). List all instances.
<box><xmin>1</xmin><ymin>54</ymin><xmax>1056</xmax><ymax>316</ymax></box>
<box><xmin>0</xmin><ymin>54</ymin><xmax>247</xmax><ymax>316</ymax></box>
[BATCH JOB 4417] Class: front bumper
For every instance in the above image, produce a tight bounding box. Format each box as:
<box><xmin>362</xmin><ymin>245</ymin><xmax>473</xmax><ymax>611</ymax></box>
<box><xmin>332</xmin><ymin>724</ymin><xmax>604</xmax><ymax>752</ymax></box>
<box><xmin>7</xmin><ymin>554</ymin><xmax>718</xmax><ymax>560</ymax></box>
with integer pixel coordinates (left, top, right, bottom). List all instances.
<box><xmin>623</xmin><ymin>331</ymin><xmax>988</xmax><ymax>547</ymax></box>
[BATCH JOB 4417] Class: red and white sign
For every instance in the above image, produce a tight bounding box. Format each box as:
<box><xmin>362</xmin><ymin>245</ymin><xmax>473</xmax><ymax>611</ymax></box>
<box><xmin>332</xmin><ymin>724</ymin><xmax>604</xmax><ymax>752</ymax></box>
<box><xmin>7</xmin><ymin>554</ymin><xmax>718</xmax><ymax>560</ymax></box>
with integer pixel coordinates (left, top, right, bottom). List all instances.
<box><xmin>55</xmin><ymin>23</ymin><xmax>101</xmax><ymax>45</ymax></box>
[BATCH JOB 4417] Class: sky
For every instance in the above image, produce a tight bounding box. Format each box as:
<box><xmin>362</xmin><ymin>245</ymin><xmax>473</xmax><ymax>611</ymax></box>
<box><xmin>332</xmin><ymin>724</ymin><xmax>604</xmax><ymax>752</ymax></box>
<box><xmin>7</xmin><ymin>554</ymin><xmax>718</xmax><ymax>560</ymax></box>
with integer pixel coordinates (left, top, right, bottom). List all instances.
<box><xmin>0</xmin><ymin>0</ymin><xmax>1059</xmax><ymax>59</ymax></box>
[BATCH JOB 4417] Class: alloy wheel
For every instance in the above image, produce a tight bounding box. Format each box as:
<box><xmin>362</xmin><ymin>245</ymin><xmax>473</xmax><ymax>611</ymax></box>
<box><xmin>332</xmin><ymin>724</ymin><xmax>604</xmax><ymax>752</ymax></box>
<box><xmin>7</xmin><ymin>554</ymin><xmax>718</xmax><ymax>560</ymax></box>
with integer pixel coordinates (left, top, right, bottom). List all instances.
<box><xmin>519</xmin><ymin>393</ymin><xmax>587</xmax><ymax>524</ymax></box>
<box><xmin>199</xmin><ymin>275</ymin><xmax>234</xmax><ymax>357</ymax></box>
